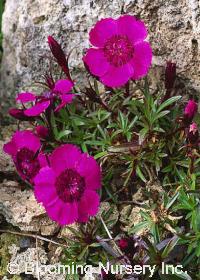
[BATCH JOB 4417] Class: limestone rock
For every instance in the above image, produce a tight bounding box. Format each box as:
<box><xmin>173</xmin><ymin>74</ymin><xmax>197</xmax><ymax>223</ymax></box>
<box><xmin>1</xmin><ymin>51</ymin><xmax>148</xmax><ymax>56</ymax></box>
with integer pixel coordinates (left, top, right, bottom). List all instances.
<box><xmin>0</xmin><ymin>140</ymin><xmax>15</xmax><ymax>173</ymax></box>
<box><xmin>0</xmin><ymin>183</ymin><xmax>59</xmax><ymax>235</ymax></box>
<box><xmin>3</xmin><ymin>241</ymin><xmax>66</xmax><ymax>280</ymax></box>
<box><xmin>8</xmin><ymin>244</ymin><xmax>66</xmax><ymax>279</ymax></box>
<box><xmin>1</xmin><ymin>0</ymin><xmax>200</xmax><ymax>97</ymax></box>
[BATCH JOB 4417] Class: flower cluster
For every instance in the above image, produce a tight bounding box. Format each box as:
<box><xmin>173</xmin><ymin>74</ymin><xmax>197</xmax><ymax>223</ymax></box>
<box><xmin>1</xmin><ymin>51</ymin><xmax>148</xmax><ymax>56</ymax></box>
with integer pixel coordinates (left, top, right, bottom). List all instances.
<box><xmin>4</xmin><ymin>14</ymin><xmax>152</xmax><ymax>226</ymax></box>
<box><xmin>4</xmin><ymin>15</ymin><xmax>199</xmax><ymax>232</ymax></box>
<box><xmin>4</xmin><ymin>130</ymin><xmax>101</xmax><ymax>225</ymax></box>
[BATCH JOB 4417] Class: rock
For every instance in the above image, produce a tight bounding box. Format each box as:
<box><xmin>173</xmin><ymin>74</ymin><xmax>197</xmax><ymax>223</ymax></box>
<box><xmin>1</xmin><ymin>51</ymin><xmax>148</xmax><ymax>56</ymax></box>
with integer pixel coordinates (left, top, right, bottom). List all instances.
<box><xmin>8</xmin><ymin>244</ymin><xmax>48</xmax><ymax>275</ymax></box>
<box><xmin>1</xmin><ymin>0</ymin><xmax>200</xmax><ymax>97</ymax></box>
<box><xmin>0</xmin><ymin>140</ymin><xmax>15</xmax><ymax>174</ymax></box>
<box><xmin>8</xmin><ymin>244</ymin><xmax>66</xmax><ymax>280</ymax></box>
<box><xmin>0</xmin><ymin>183</ymin><xmax>59</xmax><ymax>235</ymax></box>
<box><xmin>19</xmin><ymin>237</ymin><xmax>32</xmax><ymax>249</ymax></box>
<box><xmin>0</xmin><ymin>233</ymin><xmax>20</xmax><ymax>277</ymax></box>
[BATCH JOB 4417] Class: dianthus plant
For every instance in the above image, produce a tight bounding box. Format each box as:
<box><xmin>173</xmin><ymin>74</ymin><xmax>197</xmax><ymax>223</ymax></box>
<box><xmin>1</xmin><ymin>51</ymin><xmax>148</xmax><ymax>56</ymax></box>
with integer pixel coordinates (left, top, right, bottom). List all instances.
<box><xmin>4</xmin><ymin>14</ymin><xmax>200</xmax><ymax>280</ymax></box>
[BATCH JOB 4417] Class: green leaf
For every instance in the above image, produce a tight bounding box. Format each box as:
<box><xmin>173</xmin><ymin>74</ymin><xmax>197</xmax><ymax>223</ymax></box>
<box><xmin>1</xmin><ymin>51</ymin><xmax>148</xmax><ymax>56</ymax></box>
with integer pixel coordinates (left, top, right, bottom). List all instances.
<box><xmin>77</xmin><ymin>246</ymin><xmax>89</xmax><ymax>260</ymax></box>
<box><xmin>151</xmin><ymin>223</ymin><xmax>160</xmax><ymax>244</ymax></box>
<box><xmin>157</xmin><ymin>96</ymin><xmax>182</xmax><ymax>113</ymax></box>
<box><xmin>166</xmin><ymin>192</ymin><xmax>179</xmax><ymax>210</ymax></box>
<box><xmin>153</xmin><ymin>110</ymin><xmax>170</xmax><ymax>122</ymax></box>
<box><xmin>56</xmin><ymin>130</ymin><xmax>72</xmax><ymax>140</ymax></box>
<box><xmin>129</xmin><ymin>221</ymin><xmax>149</xmax><ymax>234</ymax></box>
<box><xmin>136</xmin><ymin>165</ymin><xmax>147</xmax><ymax>182</ymax></box>
<box><xmin>161</xmin><ymin>236</ymin><xmax>179</xmax><ymax>259</ymax></box>
<box><xmin>94</xmin><ymin>151</ymin><xmax>108</xmax><ymax>159</ymax></box>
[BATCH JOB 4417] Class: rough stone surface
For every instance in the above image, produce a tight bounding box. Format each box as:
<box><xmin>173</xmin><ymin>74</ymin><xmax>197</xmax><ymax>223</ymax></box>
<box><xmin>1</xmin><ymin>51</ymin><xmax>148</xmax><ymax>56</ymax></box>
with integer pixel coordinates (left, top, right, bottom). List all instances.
<box><xmin>1</xmin><ymin>0</ymin><xmax>200</xmax><ymax>97</ymax></box>
<box><xmin>0</xmin><ymin>182</ymin><xmax>59</xmax><ymax>234</ymax></box>
<box><xmin>0</xmin><ymin>140</ymin><xmax>15</xmax><ymax>173</ymax></box>
<box><xmin>8</xmin><ymin>244</ymin><xmax>66</xmax><ymax>279</ymax></box>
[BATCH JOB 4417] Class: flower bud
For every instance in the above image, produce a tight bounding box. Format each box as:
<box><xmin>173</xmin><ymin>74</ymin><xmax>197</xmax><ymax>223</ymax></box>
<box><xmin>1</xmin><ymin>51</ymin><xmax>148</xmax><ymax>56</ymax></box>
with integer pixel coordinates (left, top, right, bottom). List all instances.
<box><xmin>35</xmin><ymin>125</ymin><xmax>49</xmax><ymax>139</ymax></box>
<box><xmin>184</xmin><ymin>100</ymin><xmax>198</xmax><ymax>124</ymax></box>
<box><xmin>165</xmin><ymin>61</ymin><xmax>176</xmax><ymax>91</ymax></box>
<box><xmin>48</xmin><ymin>36</ymin><xmax>70</xmax><ymax>79</ymax></box>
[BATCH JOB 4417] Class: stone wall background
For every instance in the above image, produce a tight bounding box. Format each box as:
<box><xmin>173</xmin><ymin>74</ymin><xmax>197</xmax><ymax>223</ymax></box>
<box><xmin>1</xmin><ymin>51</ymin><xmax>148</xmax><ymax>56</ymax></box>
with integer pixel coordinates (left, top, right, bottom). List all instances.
<box><xmin>0</xmin><ymin>0</ymin><xmax>200</xmax><ymax>96</ymax></box>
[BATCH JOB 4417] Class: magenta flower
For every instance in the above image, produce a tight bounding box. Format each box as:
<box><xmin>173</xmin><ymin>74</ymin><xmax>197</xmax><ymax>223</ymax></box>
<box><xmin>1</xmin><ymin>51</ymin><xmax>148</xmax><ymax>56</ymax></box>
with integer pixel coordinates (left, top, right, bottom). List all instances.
<box><xmin>83</xmin><ymin>15</ymin><xmax>152</xmax><ymax>88</ymax></box>
<box><xmin>118</xmin><ymin>237</ymin><xmax>136</xmax><ymax>257</ymax></box>
<box><xmin>16</xmin><ymin>79</ymin><xmax>75</xmax><ymax>117</ymax></box>
<box><xmin>3</xmin><ymin>130</ymin><xmax>47</xmax><ymax>183</ymax></box>
<box><xmin>118</xmin><ymin>238</ymin><xmax>129</xmax><ymax>250</ymax></box>
<box><xmin>34</xmin><ymin>144</ymin><xmax>101</xmax><ymax>225</ymax></box>
<box><xmin>184</xmin><ymin>100</ymin><xmax>198</xmax><ymax>124</ymax></box>
<box><xmin>9</xmin><ymin>108</ymin><xmax>34</xmax><ymax>121</ymax></box>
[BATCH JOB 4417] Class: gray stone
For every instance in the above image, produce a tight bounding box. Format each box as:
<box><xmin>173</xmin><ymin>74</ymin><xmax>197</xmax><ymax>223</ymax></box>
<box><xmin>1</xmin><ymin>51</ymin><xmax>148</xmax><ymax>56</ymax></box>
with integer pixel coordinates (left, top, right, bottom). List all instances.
<box><xmin>0</xmin><ymin>183</ymin><xmax>59</xmax><ymax>234</ymax></box>
<box><xmin>1</xmin><ymin>0</ymin><xmax>200</xmax><ymax>97</ymax></box>
<box><xmin>8</xmin><ymin>244</ymin><xmax>66</xmax><ymax>279</ymax></box>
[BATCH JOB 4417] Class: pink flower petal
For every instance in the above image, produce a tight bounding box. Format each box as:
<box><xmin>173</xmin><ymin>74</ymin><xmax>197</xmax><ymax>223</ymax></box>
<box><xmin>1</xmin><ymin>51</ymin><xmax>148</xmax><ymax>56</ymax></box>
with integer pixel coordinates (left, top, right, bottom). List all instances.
<box><xmin>3</xmin><ymin>141</ymin><xmax>17</xmax><ymax>157</ymax></box>
<box><xmin>89</xmin><ymin>18</ymin><xmax>118</xmax><ymax>47</ymax></box>
<box><xmin>77</xmin><ymin>153</ymin><xmax>101</xmax><ymax>190</ymax></box>
<box><xmin>131</xmin><ymin>42</ymin><xmax>152</xmax><ymax>80</ymax></box>
<box><xmin>83</xmin><ymin>48</ymin><xmax>110</xmax><ymax>77</ymax></box>
<box><xmin>34</xmin><ymin>167</ymin><xmax>57</xmax><ymax>204</ymax></box>
<box><xmin>55</xmin><ymin>94</ymin><xmax>75</xmax><ymax>112</ymax></box>
<box><xmin>24</xmin><ymin>101</ymin><xmax>50</xmax><ymax>116</ymax></box>
<box><xmin>46</xmin><ymin>200</ymin><xmax>78</xmax><ymax>225</ymax></box>
<box><xmin>78</xmin><ymin>190</ymin><xmax>100</xmax><ymax>222</ymax></box>
<box><xmin>16</xmin><ymin>92</ymin><xmax>36</xmax><ymax>103</ymax></box>
<box><xmin>101</xmin><ymin>63</ymin><xmax>134</xmax><ymax>87</ymax></box>
<box><xmin>50</xmin><ymin>144</ymin><xmax>82</xmax><ymax>175</ymax></box>
<box><xmin>117</xmin><ymin>15</ymin><xmax>148</xmax><ymax>44</ymax></box>
<box><xmin>12</xmin><ymin>130</ymin><xmax>41</xmax><ymax>152</ymax></box>
<box><xmin>38</xmin><ymin>152</ymin><xmax>49</xmax><ymax>167</ymax></box>
<box><xmin>54</xmin><ymin>79</ymin><xmax>74</xmax><ymax>94</ymax></box>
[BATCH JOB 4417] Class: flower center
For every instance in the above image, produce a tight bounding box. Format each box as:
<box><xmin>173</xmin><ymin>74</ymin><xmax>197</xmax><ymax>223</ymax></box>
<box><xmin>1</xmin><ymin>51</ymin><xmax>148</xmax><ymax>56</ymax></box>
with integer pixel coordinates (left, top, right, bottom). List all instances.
<box><xmin>16</xmin><ymin>147</ymin><xmax>40</xmax><ymax>180</ymax></box>
<box><xmin>55</xmin><ymin>169</ymin><xmax>85</xmax><ymax>203</ymax></box>
<box><xmin>103</xmin><ymin>35</ymin><xmax>134</xmax><ymax>67</ymax></box>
